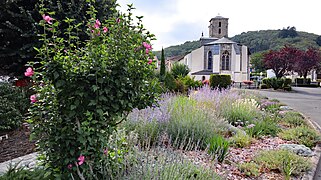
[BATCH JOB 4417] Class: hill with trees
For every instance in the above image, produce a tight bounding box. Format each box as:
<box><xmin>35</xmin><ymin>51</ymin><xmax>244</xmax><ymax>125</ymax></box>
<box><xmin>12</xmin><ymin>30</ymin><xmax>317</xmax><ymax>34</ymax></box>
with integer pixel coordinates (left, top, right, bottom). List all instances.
<box><xmin>155</xmin><ymin>28</ymin><xmax>321</xmax><ymax>59</ymax></box>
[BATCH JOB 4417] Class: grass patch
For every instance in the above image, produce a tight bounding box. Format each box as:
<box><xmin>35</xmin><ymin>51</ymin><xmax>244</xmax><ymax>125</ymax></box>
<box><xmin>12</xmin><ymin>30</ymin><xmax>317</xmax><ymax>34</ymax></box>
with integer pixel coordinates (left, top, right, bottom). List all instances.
<box><xmin>278</xmin><ymin>126</ymin><xmax>320</xmax><ymax>148</ymax></box>
<box><xmin>279</xmin><ymin>111</ymin><xmax>307</xmax><ymax>128</ymax></box>
<box><xmin>254</xmin><ymin>149</ymin><xmax>312</xmax><ymax>178</ymax></box>
<box><xmin>238</xmin><ymin>162</ymin><xmax>260</xmax><ymax>177</ymax></box>
<box><xmin>229</xmin><ymin>131</ymin><xmax>252</xmax><ymax>148</ymax></box>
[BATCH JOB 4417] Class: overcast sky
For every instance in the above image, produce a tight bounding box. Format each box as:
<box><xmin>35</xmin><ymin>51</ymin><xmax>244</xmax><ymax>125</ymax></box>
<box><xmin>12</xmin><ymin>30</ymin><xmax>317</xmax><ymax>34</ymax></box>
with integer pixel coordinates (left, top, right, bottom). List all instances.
<box><xmin>117</xmin><ymin>0</ymin><xmax>321</xmax><ymax>51</ymax></box>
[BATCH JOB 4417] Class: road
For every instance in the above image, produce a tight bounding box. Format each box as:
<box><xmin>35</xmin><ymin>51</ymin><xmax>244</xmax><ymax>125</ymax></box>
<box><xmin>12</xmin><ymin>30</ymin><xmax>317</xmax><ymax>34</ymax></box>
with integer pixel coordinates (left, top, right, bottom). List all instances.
<box><xmin>253</xmin><ymin>87</ymin><xmax>321</xmax><ymax>179</ymax></box>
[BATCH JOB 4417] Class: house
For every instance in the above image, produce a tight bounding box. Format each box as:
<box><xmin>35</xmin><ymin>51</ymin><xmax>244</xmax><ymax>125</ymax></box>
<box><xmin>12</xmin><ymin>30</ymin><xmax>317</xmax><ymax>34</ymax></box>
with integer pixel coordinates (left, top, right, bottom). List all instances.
<box><xmin>178</xmin><ymin>15</ymin><xmax>251</xmax><ymax>82</ymax></box>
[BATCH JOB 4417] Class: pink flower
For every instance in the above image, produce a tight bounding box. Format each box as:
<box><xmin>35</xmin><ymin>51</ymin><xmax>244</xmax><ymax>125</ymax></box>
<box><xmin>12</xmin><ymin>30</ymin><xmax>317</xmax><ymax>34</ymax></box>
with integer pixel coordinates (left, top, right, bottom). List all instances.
<box><xmin>148</xmin><ymin>59</ymin><xmax>153</xmax><ymax>64</ymax></box>
<box><xmin>116</xmin><ymin>18</ymin><xmax>120</xmax><ymax>23</ymax></box>
<box><xmin>30</xmin><ymin>95</ymin><xmax>37</xmax><ymax>103</ymax></box>
<box><xmin>103</xmin><ymin>27</ymin><xmax>108</xmax><ymax>33</ymax></box>
<box><xmin>24</xmin><ymin>67</ymin><xmax>34</xmax><ymax>77</ymax></box>
<box><xmin>67</xmin><ymin>164</ymin><xmax>73</xmax><ymax>169</ymax></box>
<box><xmin>42</xmin><ymin>14</ymin><xmax>53</xmax><ymax>24</ymax></box>
<box><xmin>145</xmin><ymin>49</ymin><xmax>150</xmax><ymax>54</ymax></box>
<box><xmin>104</xmin><ymin>148</ymin><xmax>108</xmax><ymax>155</ymax></box>
<box><xmin>78</xmin><ymin>155</ymin><xmax>85</xmax><ymax>166</ymax></box>
<box><xmin>247</xmin><ymin>124</ymin><xmax>255</xmax><ymax>128</ymax></box>
<box><xmin>94</xmin><ymin>19</ymin><xmax>101</xmax><ymax>29</ymax></box>
<box><xmin>143</xmin><ymin>42</ymin><xmax>152</xmax><ymax>50</ymax></box>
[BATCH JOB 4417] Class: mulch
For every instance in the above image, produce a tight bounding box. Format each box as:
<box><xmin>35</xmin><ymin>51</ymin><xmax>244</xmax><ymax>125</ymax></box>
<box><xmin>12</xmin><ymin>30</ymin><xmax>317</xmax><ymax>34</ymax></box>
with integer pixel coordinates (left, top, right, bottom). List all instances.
<box><xmin>0</xmin><ymin>126</ymin><xmax>36</xmax><ymax>163</ymax></box>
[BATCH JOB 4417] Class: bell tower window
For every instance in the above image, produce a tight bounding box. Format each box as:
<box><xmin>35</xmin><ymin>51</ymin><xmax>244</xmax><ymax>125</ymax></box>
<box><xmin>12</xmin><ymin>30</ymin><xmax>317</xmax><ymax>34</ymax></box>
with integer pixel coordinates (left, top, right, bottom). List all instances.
<box><xmin>219</xmin><ymin>22</ymin><xmax>221</xmax><ymax>27</ymax></box>
<box><xmin>208</xmin><ymin>51</ymin><xmax>212</xmax><ymax>70</ymax></box>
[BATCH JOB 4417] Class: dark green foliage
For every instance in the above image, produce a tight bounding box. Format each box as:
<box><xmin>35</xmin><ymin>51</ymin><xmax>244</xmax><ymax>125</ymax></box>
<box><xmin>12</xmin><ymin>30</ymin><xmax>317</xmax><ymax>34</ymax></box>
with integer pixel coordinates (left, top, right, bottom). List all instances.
<box><xmin>160</xmin><ymin>47</ymin><xmax>165</xmax><ymax>78</ymax></box>
<box><xmin>232</xmin><ymin>30</ymin><xmax>320</xmax><ymax>54</ymax></box>
<box><xmin>0</xmin><ymin>165</ymin><xmax>52</xmax><ymax>180</ymax></box>
<box><xmin>278</xmin><ymin>26</ymin><xmax>298</xmax><ymax>38</ymax></box>
<box><xmin>171</xmin><ymin>63</ymin><xmax>190</xmax><ymax>78</ymax></box>
<box><xmin>246</xmin><ymin>120</ymin><xmax>280</xmax><ymax>138</ymax></box>
<box><xmin>260</xmin><ymin>84</ymin><xmax>268</xmax><ymax>89</ymax></box>
<box><xmin>164</xmin><ymin>72</ymin><xmax>176</xmax><ymax>91</ymax></box>
<box><xmin>207</xmin><ymin>135</ymin><xmax>229</xmax><ymax>163</ymax></box>
<box><xmin>295</xmin><ymin>78</ymin><xmax>311</xmax><ymax>85</ymax></box>
<box><xmin>0</xmin><ymin>0</ymin><xmax>117</xmax><ymax>76</ymax></box>
<box><xmin>154</xmin><ymin>40</ymin><xmax>200</xmax><ymax>59</ymax></box>
<box><xmin>209</xmin><ymin>74</ymin><xmax>231</xmax><ymax>89</ymax></box>
<box><xmin>262</xmin><ymin>78</ymin><xmax>292</xmax><ymax>90</ymax></box>
<box><xmin>0</xmin><ymin>83</ymin><xmax>30</xmax><ymax>131</ymax></box>
<box><xmin>250</xmin><ymin>52</ymin><xmax>266</xmax><ymax>72</ymax></box>
<box><xmin>316</xmin><ymin>36</ymin><xmax>321</xmax><ymax>46</ymax></box>
<box><xmin>179</xmin><ymin>76</ymin><xmax>202</xmax><ymax>91</ymax></box>
<box><xmin>0</xmin><ymin>0</ymin><xmax>41</xmax><ymax>76</ymax></box>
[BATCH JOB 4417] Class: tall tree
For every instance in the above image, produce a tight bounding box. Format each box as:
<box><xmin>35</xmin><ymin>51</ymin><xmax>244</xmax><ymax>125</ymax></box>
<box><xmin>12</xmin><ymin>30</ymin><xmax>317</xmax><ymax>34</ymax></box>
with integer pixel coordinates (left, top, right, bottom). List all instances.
<box><xmin>293</xmin><ymin>48</ymin><xmax>321</xmax><ymax>81</ymax></box>
<box><xmin>250</xmin><ymin>52</ymin><xmax>266</xmax><ymax>72</ymax></box>
<box><xmin>160</xmin><ymin>47</ymin><xmax>165</xmax><ymax>78</ymax></box>
<box><xmin>263</xmin><ymin>46</ymin><xmax>300</xmax><ymax>78</ymax></box>
<box><xmin>0</xmin><ymin>0</ymin><xmax>117</xmax><ymax>76</ymax></box>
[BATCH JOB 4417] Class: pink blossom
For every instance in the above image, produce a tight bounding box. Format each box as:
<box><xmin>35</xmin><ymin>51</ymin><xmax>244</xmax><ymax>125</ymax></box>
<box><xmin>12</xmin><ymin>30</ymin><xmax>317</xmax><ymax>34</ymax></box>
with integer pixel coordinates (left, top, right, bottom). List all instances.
<box><xmin>67</xmin><ymin>164</ymin><xmax>73</xmax><ymax>169</ymax></box>
<box><xmin>143</xmin><ymin>42</ymin><xmax>152</xmax><ymax>50</ymax></box>
<box><xmin>24</xmin><ymin>67</ymin><xmax>34</xmax><ymax>77</ymax></box>
<box><xmin>30</xmin><ymin>95</ymin><xmax>37</xmax><ymax>103</ymax></box>
<box><xmin>103</xmin><ymin>27</ymin><xmax>108</xmax><ymax>33</ymax></box>
<box><xmin>78</xmin><ymin>155</ymin><xmax>85</xmax><ymax>166</ymax></box>
<box><xmin>94</xmin><ymin>19</ymin><xmax>101</xmax><ymax>29</ymax></box>
<box><xmin>148</xmin><ymin>59</ymin><xmax>153</xmax><ymax>64</ymax></box>
<box><xmin>42</xmin><ymin>14</ymin><xmax>53</xmax><ymax>24</ymax></box>
<box><xmin>145</xmin><ymin>49</ymin><xmax>150</xmax><ymax>54</ymax></box>
<box><xmin>104</xmin><ymin>148</ymin><xmax>108</xmax><ymax>155</ymax></box>
<box><xmin>116</xmin><ymin>18</ymin><xmax>120</xmax><ymax>23</ymax></box>
<box><xmin>247</xmin><ymin>124</ymin><xmax>255</xmax><ymax>128</ymax></box>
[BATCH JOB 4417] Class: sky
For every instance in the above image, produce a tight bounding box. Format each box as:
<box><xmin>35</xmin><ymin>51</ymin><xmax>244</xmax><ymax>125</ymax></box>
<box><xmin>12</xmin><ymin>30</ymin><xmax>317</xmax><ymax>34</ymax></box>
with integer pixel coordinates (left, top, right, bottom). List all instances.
<box><xmin>117</xmin><ymin>0</ymin><xmax>321</xmax><ymax>51</ymax></box>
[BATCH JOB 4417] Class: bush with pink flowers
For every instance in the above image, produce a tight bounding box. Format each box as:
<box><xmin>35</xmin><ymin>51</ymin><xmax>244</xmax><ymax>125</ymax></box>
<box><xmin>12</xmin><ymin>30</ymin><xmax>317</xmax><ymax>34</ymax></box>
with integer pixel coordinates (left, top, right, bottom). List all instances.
<box><xmin>26</xmin><ymin>2</ymin><xmax>159</xmax><ymax>179</ymax></box>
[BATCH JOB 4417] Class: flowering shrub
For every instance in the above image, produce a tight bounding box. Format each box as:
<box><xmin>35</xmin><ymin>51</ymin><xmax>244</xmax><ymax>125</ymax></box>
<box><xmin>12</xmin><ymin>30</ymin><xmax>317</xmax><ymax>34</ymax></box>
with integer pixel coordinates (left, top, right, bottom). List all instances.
<box><xmin>223</xmin><ymin>98</ymin><xmax>260</xmax><ymax>125</ymax></box>
<box><xmin>27</xmin><ymin>2</ymin><xmax>159</xmax><ymax>178</ymax></box>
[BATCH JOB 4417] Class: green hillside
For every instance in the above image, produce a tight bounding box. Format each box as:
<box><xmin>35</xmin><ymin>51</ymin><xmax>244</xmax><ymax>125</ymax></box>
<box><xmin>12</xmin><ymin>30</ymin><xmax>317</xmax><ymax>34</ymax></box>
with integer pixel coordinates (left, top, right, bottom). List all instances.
<box><xmin>155</xmin><ymin>29</ymin><xmax>321</xmax><ymax>59</ymax></box>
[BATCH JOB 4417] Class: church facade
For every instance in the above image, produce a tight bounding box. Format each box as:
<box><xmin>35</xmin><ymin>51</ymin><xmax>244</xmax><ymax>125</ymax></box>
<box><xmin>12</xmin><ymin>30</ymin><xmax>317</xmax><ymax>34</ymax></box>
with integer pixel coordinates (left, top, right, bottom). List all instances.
<box><xmin>178</xmin><ymin>15</ymin><xmax>250</xmax><ymax>82</ymax></box>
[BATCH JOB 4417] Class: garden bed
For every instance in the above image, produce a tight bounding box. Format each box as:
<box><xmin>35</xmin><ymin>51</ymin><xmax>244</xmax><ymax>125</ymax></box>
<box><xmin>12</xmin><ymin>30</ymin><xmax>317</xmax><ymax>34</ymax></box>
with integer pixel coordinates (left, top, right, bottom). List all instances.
<box><xmin>0</xmin><ymin>126</ymin><xmax>35</xmax><ymax>163</ymax></box>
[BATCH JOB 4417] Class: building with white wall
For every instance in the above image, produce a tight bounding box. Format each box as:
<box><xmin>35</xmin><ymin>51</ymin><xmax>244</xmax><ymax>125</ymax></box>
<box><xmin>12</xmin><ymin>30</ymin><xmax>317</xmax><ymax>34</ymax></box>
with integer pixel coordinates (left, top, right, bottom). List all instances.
<box><xmin>180</xmin><ymin>15</ymin><xmax>250</xmax><ymax>82</ymax></box>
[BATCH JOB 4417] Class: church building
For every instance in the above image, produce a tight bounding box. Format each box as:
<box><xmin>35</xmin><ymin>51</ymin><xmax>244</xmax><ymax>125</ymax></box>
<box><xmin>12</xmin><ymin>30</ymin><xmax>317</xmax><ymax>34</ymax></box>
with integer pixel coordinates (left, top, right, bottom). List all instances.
<box><xmin>179</xmin><ymin>15</ymin><xmax>250</xmax><ymax>82</ymax></box>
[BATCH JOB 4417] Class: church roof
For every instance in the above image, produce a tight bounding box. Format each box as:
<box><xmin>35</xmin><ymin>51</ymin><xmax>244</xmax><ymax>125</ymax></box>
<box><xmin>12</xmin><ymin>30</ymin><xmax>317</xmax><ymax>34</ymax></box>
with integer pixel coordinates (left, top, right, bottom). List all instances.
<box><xmin>210</xmin><ymin>15</ymin><xmax>228</xmax><ymax>21</ymax></box>
<box><xmin>205</xmin><ymin>37</ymin><xmax>236</xmax><ymax>45</ymax></box>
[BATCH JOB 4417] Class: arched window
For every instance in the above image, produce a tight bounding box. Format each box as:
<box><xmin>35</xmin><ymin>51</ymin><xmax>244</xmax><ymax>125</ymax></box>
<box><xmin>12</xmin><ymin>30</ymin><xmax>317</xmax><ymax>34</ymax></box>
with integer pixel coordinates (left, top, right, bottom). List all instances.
<box><xmin>208</xmin><ymin>51</ymin><xmax>212</xmax><ymax>70</ymax></box>
<box><xmin>221</xmin><ymin>51</ymin><xmax>230</xmax><ymax>70</ymax></box>
<box><xmin>218</xmin><ymin>29</ymin><xmax>221</xmax><ymax>34</ymax></box>
<box><xmin>219</xmin><ymin>22</ymin><xmax>222</xmax><ymax>27</ymax></box>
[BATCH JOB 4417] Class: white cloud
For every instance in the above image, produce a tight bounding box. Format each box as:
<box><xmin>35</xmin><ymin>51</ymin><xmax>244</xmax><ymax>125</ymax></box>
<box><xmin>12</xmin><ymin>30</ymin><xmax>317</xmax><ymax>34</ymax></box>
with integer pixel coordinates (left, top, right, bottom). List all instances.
<box><xmin>118</xmin><ymin>0</ymin><xmax>321</xmax><ymax>51</ymax></box>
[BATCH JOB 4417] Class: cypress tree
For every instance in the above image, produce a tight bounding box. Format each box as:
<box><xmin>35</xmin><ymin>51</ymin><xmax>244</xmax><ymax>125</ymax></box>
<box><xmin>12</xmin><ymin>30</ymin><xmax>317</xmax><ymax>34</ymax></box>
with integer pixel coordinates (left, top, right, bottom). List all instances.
<box><xmin>160</xmin><ymin>47</ymin><xmax>165</xmax><ymax>78</ymax></box>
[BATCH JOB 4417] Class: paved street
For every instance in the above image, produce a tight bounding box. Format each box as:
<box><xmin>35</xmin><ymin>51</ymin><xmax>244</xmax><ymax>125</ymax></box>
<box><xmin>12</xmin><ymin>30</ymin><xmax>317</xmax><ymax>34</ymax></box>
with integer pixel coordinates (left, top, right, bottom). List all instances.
<box><xmin>253</xmin><ymin>87</ymin><xmax>321</xmax><ymax>179</ymax></box>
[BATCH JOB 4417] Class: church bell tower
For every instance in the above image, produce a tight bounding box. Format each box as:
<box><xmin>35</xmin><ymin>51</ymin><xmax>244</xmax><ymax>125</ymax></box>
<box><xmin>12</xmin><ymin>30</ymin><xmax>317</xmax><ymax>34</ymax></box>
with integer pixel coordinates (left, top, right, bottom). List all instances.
<box><xmin>208</xmin><ymin>15</ymin><xmax>228</xmax><ymax>38</ymax></box>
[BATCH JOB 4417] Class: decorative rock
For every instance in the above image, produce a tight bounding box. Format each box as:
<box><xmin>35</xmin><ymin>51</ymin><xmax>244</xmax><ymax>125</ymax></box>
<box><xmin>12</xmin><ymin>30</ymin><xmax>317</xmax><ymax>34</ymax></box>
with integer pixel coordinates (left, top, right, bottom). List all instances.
<box><xmin>278</xmin><ymin>144</ymin><xmax>314</xmax><ymax>157</ymax></box>
<box><xmin>279</xmin><ymin>106</ymin><xmax>293</xmax><ymax>111</ymax></box>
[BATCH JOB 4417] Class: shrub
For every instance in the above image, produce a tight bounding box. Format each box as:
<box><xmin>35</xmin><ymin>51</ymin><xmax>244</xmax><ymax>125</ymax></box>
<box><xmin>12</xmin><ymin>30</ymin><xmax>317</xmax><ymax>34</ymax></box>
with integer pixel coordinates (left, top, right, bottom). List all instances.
<box><xmin>174</xmin><ymin>78</ymin><xmax>186</xmax><ymax>93</ymax></box>
<box><xmin>254</xmin><ymin>150</ymin><xmax>312</xmax><ymax>176</ymax></box>
<box><xmin>262</xmin><ymin>78</ymin><xmax>292</xmax><ymax>90</ymax></box>
<box><xmin>164</xmin><ymin>72</ymin><xmax>176</xmax><ymax>91</ymax></box>
<box><xmin>209</xmin><ymin>74</ymin><xmax>231</xmax><ymax>89</ymax></box>
<box><xmin>179</xmin><ymin>76</ymin><xmax>201</xmax><ymax>91</ymax></box>
<box><xmin>260</xmin><ymin>100</ymin><xmax>281</xmax><ymax>113</ymax></box>
<box><xmin>171</xmin><ymin>63</ymin><xmax>190</xmax><ymax>78</ymax></box>
<box><xmin>278</xmin><ymin>126</ymin><xmax>320</xmax><ymax>148</ymax></box>
<box><xmin>284</xmin><ymin>78</ymin><xmax>292</xmax><ymax>86</ymax></box>
<box><xmin>0</xmin><ymin>97</ymin><xmax>22</xmax><ymax>131</ymax></box>
<box><xmin>245</xmin><ymin>119</ymin><xmax>280</xmax><ymax>138</ymax></box>
<box><xmin>0</xmin><ymin>83</ymin><xmax>30</xmax><ymax>131</ymax></box>
<box><xmin>0</xmin><ymin>165</ymin><xmax>52</xmax><ymax>180</ymax></box>
<box><xmin>260</xmin><ymin>83</ymin><xmax>268</xmax><ymax>89</ymax></box>
<box><xmin>207</xmin><ymin>135</ymin><xmax>229</xmax><ymax>163</ymax></box>
<box><xmin>238</xmin><ymin>162</ymin><xmax>260</xmax><ymax>177</ymax></box>
<box><xmin>222</xmin><ymin>98</ymin><xmax>260</xmax><ymax>125</ymax></box>
<box><xmin>295</xmin><ymin>78</ymin><xmax>311</xmax><ymax>85</ymax></box>
<box><xmin>280</xmin><ymin>111</ymin><xmax>307</xmax><ymax>128</ymax></box>
<box><xmin>27</xmin><ymin>4</ymin><xmax>159</xmax><ymax>178</ymax></box>
<box><xmin>124</xmin><ymin>148</ymin><xmax>221</xmax><ymax>179</ymax></box>
<box><xmin>230</xmin><ymin>131</ymin><xmax>252</xmax><ymax>148</ymax></box>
